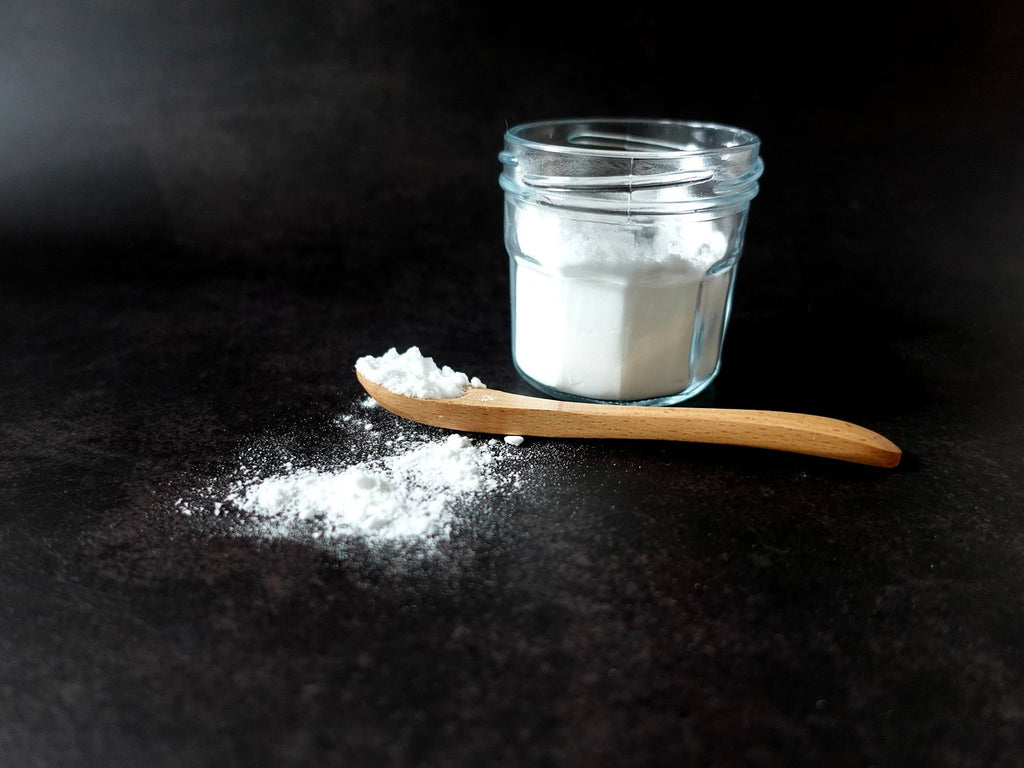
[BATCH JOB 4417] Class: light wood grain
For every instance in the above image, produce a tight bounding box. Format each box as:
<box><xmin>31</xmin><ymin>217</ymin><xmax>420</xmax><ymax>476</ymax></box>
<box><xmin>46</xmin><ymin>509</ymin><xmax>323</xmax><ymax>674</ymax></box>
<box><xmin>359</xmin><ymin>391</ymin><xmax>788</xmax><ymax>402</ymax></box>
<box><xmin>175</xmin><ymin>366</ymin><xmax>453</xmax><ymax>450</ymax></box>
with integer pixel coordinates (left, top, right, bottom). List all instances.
<box><xmin>356</xmin><ymin>372</ymin><xmax>902</xmax><ymax>468</ymax></box>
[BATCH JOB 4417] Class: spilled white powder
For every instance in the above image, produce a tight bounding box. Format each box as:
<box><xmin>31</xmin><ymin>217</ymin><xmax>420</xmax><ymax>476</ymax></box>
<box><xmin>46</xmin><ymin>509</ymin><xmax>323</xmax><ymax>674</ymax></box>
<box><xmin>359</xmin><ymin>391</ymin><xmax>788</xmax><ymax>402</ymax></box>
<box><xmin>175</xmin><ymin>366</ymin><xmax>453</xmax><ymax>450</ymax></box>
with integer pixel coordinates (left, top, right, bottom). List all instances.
<box><xmin>355</xmin><ymin>346</ymin><xmax>485</xmax><ymax>399</ymax></box>
<box><xmin>227</xmin><ymin>433</ymin><xmax>498</xmax><ymax>540</ymax></box>
<box><xmin>176</xmin><ymin>351</ymin><xmax>526</xmax><ymax>550</ymax></box>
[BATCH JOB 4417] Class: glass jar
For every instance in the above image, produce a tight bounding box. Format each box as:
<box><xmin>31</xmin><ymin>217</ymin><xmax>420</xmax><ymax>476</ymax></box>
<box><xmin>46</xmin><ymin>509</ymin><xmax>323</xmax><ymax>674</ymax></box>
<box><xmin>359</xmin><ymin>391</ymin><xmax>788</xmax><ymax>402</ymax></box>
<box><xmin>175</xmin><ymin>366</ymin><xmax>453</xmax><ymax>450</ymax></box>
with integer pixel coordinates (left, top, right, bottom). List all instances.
<box><xmin>499</xmin><ymin>118</ymin><xmax>763</xmax><ymax>405</ymax></box>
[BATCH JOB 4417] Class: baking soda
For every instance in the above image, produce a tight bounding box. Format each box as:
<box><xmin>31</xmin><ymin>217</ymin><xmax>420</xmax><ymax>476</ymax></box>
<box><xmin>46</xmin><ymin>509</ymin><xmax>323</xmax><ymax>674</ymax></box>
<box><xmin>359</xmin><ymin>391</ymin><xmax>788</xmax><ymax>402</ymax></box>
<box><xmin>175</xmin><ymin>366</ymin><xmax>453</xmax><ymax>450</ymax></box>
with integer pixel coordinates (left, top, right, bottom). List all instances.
<box><xmin>512</xmin><ymin>205</ymin><xmax>736</xmax><ymax>402</ymax></box>
<box><xmin>500</xmin><ymin>117</ymin><xmax>761</xmax><ymax>405</ymax></box>
<box><xmin>176</xmin><ymin>351</ymin><xmax>522</xmax><ymax>550</ymax></box>
<box><xmin>355</xmin><ymin>346</ymin><xmax>485</xmax><ymax>399</ymax></box>
<box><xmin>226</xmin><ymin>432</ymin><xmax>501</xmax><ymax>540</ymax></box>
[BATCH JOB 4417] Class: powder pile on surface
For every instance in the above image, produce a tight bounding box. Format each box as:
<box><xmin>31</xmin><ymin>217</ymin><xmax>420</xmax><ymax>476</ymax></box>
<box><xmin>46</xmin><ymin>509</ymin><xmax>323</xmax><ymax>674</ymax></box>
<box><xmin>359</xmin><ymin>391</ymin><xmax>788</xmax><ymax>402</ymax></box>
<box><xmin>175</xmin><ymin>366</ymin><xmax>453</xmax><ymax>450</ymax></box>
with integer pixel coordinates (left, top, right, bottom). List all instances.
<box><xmin>173</xmin><ymin>350</ymin><xmax>542</xmax><ymax>550</ymax></box>
<box><xmin>226</xmin><ymin>433</ymin><xmax>499</xmax><ymax>540</ymax></box>
<box><xmin>176</xmin><ymin>395</ymin><xmax>530</xmax><ymax>551</ymax></box>
<box><xmin>355</xmin><ymin>346</ymin><xmax>485</xmax><ymax>399</ymax></box>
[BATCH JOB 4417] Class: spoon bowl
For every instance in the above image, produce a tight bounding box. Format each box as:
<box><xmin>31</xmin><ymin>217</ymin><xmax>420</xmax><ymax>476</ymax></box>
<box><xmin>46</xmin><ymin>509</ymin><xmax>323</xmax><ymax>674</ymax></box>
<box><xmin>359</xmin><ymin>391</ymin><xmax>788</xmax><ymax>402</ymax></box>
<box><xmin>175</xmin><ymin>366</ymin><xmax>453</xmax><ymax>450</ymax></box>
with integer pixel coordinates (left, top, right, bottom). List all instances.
<box><xmin>356</xmin><ymin>372</ymin><xmax>902</xmax><ymax>468</ymax></box>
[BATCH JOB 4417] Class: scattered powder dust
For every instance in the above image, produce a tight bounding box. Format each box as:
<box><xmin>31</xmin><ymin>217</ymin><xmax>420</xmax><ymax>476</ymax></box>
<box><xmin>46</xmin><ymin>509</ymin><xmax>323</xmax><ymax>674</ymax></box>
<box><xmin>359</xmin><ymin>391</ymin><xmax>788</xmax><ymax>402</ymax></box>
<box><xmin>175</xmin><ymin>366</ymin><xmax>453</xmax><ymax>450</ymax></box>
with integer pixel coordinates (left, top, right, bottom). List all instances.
<box><xmin>174</xmin><ymin>349</ymin><xmax>537</xmax><ymax>553</ymax></box>
<box><xmin>227</xmin><ymin>433</ymin><xmax>500</xmax><ymax>539</ymax></box>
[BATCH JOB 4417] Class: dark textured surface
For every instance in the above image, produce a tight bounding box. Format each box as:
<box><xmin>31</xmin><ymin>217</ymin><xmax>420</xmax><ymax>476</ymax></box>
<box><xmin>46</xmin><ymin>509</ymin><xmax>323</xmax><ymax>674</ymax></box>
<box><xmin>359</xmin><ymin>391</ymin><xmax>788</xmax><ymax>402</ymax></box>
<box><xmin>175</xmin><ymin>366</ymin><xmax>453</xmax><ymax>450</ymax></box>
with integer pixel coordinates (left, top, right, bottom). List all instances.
<box><xmin>3</xmin><ymin>2</ymin><xmax>1024</xmax><ymax>766</ymax></box>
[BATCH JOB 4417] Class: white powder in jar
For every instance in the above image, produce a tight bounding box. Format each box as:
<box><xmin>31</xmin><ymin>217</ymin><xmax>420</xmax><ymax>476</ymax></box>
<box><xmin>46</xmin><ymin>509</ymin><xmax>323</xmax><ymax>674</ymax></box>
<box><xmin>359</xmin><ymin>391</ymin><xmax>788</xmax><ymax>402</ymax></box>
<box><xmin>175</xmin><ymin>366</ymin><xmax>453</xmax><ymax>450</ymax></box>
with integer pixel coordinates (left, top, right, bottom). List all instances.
<box><xmin>511</xmin><ymin>204</ymin><xmax>736</xmax><ymax>402</ymax></box>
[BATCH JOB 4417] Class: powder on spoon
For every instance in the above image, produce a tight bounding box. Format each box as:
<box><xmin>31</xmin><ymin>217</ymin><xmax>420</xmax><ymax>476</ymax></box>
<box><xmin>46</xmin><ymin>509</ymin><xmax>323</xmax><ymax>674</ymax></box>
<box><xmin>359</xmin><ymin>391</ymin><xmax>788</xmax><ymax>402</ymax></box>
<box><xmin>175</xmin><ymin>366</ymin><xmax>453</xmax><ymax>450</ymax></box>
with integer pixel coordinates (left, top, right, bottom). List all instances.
<box><xmin>355</xmin><ymin>346</ymin><xmax>485</xmax><ymax>399</ymax></box>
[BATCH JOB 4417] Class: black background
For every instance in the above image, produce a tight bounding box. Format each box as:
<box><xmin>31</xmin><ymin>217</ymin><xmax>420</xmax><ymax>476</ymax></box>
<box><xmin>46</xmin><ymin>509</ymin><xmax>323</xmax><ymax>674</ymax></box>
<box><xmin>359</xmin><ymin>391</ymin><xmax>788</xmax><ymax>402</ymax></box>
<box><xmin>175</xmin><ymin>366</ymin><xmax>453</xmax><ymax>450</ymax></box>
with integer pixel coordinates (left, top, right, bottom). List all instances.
<box><xmin>2</xmin><ymin>2</ymin><xmax>1023</xmax><ymax>766</ymax></box>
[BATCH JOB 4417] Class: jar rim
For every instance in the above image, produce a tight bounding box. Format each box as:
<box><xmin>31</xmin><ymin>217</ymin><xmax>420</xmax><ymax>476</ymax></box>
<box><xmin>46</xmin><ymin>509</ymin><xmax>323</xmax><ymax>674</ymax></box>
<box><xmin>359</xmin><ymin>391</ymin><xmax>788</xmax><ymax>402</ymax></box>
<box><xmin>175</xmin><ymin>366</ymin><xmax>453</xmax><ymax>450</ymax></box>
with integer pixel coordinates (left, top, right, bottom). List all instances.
<box><xmin>504</xmin><ymin>118</ymin><xmax>760</xmax><ymax>158</ymax></box>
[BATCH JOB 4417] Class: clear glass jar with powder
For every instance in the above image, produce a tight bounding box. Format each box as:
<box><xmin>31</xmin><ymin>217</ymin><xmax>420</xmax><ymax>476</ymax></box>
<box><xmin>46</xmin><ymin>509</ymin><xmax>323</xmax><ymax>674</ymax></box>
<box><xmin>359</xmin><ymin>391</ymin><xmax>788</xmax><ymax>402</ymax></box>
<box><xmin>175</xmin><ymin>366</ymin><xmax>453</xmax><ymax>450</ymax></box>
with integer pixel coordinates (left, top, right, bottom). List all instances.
<box><xmin>499</xmin><ymin>118</ymin><xmax>763</xmax><ymax>405</ymax></box>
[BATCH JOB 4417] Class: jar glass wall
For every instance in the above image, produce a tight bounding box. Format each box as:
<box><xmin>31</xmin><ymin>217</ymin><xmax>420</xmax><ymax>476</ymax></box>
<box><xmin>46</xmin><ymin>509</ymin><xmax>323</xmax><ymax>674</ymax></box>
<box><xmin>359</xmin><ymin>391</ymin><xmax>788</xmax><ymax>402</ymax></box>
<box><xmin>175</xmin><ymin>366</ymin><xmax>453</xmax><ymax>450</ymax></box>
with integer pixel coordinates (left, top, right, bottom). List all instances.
<box><xmin>499</xmin><ymin>118</ymin><xmax>763</xmax><ymax>406</ymax></box>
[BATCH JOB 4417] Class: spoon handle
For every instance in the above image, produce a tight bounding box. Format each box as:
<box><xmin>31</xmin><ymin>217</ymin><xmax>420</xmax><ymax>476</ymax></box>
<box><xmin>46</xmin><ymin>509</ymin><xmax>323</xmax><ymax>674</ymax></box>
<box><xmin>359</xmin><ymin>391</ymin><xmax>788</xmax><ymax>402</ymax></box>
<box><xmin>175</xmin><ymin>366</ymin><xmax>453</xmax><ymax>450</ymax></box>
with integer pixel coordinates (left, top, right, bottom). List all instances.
<box><xmin>357</xmin><ymin>374</ymin><xmax>902</xmax><ymax>467</ymax></box>
<box><xmin>547</xmin><ymin>404</ymin><xmax>900</xmax><ymax>467</ymax></box>
<box><xmin>459</xmin><ymin>393</ymin><xmax>902</xmax><ymax>467</ymax></box>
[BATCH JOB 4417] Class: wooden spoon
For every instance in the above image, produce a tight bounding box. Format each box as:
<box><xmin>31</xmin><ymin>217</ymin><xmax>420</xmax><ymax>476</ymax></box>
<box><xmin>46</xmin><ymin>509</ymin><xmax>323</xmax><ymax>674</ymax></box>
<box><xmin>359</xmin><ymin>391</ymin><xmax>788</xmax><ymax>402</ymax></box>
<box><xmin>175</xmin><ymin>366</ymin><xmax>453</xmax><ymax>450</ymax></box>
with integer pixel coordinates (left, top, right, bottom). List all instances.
<box><xmin>356</xmin><ymin>372</ymin><xmax>902</xmax><ymax>468</ymax></box>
